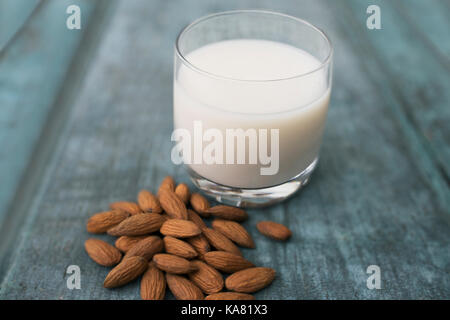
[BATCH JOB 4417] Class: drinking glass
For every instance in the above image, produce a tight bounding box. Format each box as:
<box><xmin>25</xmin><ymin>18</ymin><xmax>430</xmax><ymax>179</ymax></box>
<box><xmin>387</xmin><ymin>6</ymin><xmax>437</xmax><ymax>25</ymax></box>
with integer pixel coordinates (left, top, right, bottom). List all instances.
<box><xmin>174</xmin><ymin>10</ymin><xmax>333</xmax><ymax>207</ymax></box>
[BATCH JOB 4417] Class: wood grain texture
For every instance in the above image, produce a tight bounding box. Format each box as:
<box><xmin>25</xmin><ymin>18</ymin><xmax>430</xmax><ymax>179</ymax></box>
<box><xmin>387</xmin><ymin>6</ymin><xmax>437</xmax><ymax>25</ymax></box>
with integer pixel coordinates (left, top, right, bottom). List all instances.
<box><xmin>396</xmin><ymin>0</ymin><xmax>450</xmax><ymax>64</ymax></box>
<box><xmin>0</xmin><ymin>0</ymin><xmax>97</xmax><ymax>228</ymax></box>
<box><xmin>0</xmin><ymin>0</ymin><xmax>448</xmax><ymax>299</ymax></box>
<box><xmin>337</xmin><ymin>0</ymin><xmax>450</xmax><ymax>196</ymax></box>
<box><xmin>0</xmin><ymin>0</ymin><xmax>41</xmax><ymax>50</ymax></box>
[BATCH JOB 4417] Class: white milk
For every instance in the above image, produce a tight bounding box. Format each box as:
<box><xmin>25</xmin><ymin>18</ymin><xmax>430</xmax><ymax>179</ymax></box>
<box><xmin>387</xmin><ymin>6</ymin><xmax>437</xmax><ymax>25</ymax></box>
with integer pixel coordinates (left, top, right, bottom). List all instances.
<box><xmin>174</xmin><ymin>39</ymin><xmax>330</xmax><ymax>188</ymax></box>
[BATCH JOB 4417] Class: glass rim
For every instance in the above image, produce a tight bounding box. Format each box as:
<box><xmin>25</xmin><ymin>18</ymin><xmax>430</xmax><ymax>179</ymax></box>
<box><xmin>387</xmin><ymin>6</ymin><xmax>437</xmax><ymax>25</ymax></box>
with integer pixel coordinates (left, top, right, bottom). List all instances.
<box><xmin>175</xmin><ymin>9</ymin><xmax>333</xmax><ymax>83</ymax></box>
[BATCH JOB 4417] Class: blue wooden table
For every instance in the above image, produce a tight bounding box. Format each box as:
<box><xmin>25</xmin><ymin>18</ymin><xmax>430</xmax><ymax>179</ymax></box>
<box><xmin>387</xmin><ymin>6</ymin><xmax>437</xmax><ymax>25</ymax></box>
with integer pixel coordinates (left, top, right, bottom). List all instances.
<box><xmin>0</xmin><ymin>0</ymin><xmax>448</xmax><ymax>299</ymax></box>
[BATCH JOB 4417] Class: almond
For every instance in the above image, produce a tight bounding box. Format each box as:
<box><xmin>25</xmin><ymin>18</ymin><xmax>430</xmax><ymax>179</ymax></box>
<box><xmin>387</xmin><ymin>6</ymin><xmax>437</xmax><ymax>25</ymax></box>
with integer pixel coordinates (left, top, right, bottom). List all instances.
<box><xmin>103</xmin><ymin>256</ymin><xmax>148</xmax><ymax>288</ymax></box>
<box><xmin>153</xmin><ymin>253</ymin><xmax>197</xmax><ymax>274</ymax></box>
<box><xmin>140</xmin><ymin>262</ymin><xmax>166</xmax><ymax>300</ymax></box>
<box><xmin>225</xmin><ymin>267</ymin><xmax>275</xmax><ymax>293</ymax></box>
<box><xmin>124</xmin><ymin>236</ymin><xmax>164</xmax><ymax>260</ymax></box>
<box><xmin>190</xmin><ymin>193</ymin><xmax>210</xmax><ymax>217</ymax></box>
<box><xmin>107</xmin><ymin>213</ymin><xmax>164</xmax><ymax>236</ymax></box>
<box><xmin>187</xmin><ymin>209</ymin><xmax>207</xmax><ymax>230</ymax></box>
<box><xmin>202</xmin><ymin>228</ymin><xmax>242</xmax><ymax>256</ymax></box>
<box><xmin>206</xmin><ymin>205</ymin><xmax>248</xmax><ymax>222</ymax></box>
<box><xmin>115</xmin><ymin>235</ymin><xmax>149</xmax><ymax>252</ymax></box>
<box><xmin>205</xmin><ymin>292</ymin><xmax>255</xmax><ymax>300</ymax></box>
<box><xmin>163</xmin><ymin>236</ymin><xmax>198</xmax><ymax>259</ymax></box>
<box><xmin>85</xmin><ymin>238</ymin><xmax>122</xmax><ymax>267</ymax></box>
<box><xmin>175</xmin><ymin>183</ymin><xmax>190</xmax><ymax>204</ymax></box>
<box><xmin>204</xmin><ymin>251</ymin><xmax>254</xmax><ymax>273</ymax></box>
<box><xmin>186</xmin><ymin>234</ymin><xmax>210</xmax><ymax>259</ymax></box>
<box><xmin>158</xmin><ymin>189</ymin><xmax>188</xmax><ymax>220</ymax></box>
<box><xmin>109</xmin><ymin>201</ymin><xmax>142</xmax><ymax>215</ymax></box>
<box><xmin>256</xmin><ymin>221</ymin><xmax>292</xmax><ymax>241</ymax></box>
<box><xmin>86</xmin><ymin>210</ymin><xmax>129</xmax><ymax>234</ymax></box>
<box><xmin>212</xmin><ymin>219</ymin><xmax>255</xmax><ymax>248</ymax></box>
<box><xmin>160</xmin><ymin>219</ymin><xmax>201</xmax><ymax>238</ymax></box>
<box><xmin>166</xmin><ymin>274</ymin><xmax>204</xmax><ymax>300</ymax></box>
<box><xmin>137</xmin><ymin>190</ymin><xmax>162</xmax><ymax>213</ymax></box>
<box><xmin>158</xmin><ymin>176</ymin><xmax>175</xmax><ymax>195</ymax></box>
<box><xmin>188</xmin><ymin>260</ymin><xmax>224</xmax><ymax>294</ymax></box>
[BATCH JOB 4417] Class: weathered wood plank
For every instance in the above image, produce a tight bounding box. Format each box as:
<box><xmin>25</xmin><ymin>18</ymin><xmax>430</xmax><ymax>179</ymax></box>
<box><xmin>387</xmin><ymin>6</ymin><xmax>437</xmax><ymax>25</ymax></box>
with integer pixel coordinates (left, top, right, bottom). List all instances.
<box><xmin>0</xmin><ymin>0</ymin><xmax>109</xmax><ymax>284</ymax></box>
<box><xmin>0</xmin><ymin>0</ymin><xmax>449</xmax><ymax>300</ymax></box>
<box><xmin>0</xmin><ymin>0</ymin><xmax>97</xmax><ymax>226</ymax></box>
<box><xmin>340</xmin><ymin>0</ymin><xmax>450</xmax><ymax>189</ymax></box>
<box><xmin>0</xmin><ymin>0</ymin><xmax>41</xmax><ymax>50</ymax></box>
<box><xmin>396</xmin><ymin>0</ymin><xmax>450</xmax><ymax>61</ymax></box>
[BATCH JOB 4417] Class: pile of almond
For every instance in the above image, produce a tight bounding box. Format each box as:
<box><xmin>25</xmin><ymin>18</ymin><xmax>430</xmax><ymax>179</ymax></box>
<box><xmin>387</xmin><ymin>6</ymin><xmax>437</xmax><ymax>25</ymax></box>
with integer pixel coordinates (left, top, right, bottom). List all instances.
<box><xmin>84</xmin><ymin>176</ymin><xmax>292</xmax><ymax>300</ymax></box>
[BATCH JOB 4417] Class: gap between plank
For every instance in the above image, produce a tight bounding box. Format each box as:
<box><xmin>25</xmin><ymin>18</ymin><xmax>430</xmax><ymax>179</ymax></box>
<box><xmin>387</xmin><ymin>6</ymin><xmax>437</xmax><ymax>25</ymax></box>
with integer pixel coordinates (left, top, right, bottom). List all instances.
<box><xmin>331</xmin><ymin>1</ymin><xmax>450</xmax><ymax>208</ymax></box>
<box><xmin>0</xmin><ymin>0</ymin><xmax>44</xmax><ymax>56</ymax></box>
<box><xmin>392</xmin><ymin>0</ymin><xmax>450</xmax><ymax>71</ymax></box>
<box><xmin>0</xmin><ymin>0</ymin><xmax>118</xmax><ymax>286</ymax></box>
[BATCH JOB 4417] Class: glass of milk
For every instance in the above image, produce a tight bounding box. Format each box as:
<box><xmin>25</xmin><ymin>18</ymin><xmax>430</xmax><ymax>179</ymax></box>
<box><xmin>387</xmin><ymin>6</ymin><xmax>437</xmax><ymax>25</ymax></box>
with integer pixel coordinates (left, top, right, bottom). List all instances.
<box><xmin>173</xmin><ymin>10</ymin><xmax>333</xmax><ymax>207</ymax></box>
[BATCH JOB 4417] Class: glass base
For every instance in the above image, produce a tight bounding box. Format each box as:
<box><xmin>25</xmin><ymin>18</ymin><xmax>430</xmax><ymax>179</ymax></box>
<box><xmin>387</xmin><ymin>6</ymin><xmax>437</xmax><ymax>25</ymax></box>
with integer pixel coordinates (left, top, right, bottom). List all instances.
<box><xmin>187</xmin><ymin>158</ymin><xmax>318</xmax><ymax>208</ymax></box>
